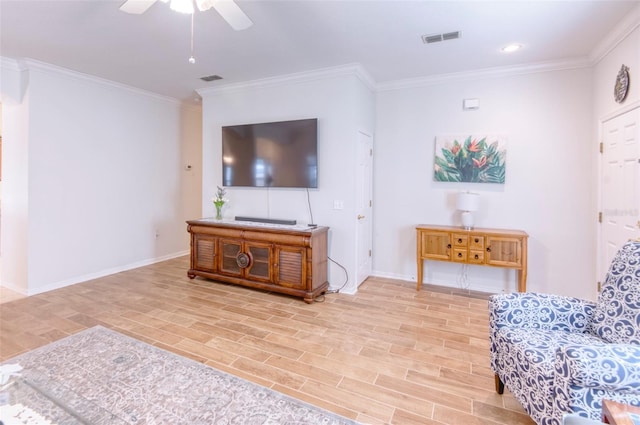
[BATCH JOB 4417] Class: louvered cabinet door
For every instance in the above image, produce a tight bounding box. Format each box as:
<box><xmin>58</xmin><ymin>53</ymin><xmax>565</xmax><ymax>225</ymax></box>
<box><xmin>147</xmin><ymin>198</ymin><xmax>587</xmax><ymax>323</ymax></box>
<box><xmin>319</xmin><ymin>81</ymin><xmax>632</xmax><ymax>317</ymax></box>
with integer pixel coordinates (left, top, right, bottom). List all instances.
<box><xmin>274</xmin><ymin>246</ymin><xmax>306</xmax><ymax>289</ymax></box>
<box><xmin>193</xmin><ymin>235</ymin><xmax>217</xmax><ymax>272</ymax></box>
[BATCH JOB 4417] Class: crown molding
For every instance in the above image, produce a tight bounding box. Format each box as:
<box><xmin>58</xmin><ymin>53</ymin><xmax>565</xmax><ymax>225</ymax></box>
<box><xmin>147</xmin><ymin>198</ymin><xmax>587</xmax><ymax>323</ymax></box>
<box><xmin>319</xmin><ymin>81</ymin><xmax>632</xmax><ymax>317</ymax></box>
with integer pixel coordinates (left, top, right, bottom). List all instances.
<box><xmin>1</xmin><ymin>57</ymin><xmax>27</xmax><ymax>72</ymax></box>
<box><xmin>198</xmin><ymin>57</ymin><xmax>593</xmax><ymax>96</ymax></box>
<box><xmin>599</xmin><ymin>100</ymin><xmax>640</xmax><ymax>123</ymax></box>
<box><xmin>16</xmin><ymin>58</ymin><xmax>181</xmax><ymax>105</ymax></box>
<box><xmin>1</xmin><ymin>57</ymin><xmax>30</xmax><ymax>105</ymax></box>
<box><xmin>376</xmin><ymin>57</ymin><xmax>592</xmax><ymax>92</ymax></box>
<box><xmin>589</xmin><ymin>3</ymin><xmax>640</xmax><ymax>65</ymax></box>
<box><xmin>197</xmin><ymin>63</ymin><xmax>376</xmax><ymax>97</ymax></box>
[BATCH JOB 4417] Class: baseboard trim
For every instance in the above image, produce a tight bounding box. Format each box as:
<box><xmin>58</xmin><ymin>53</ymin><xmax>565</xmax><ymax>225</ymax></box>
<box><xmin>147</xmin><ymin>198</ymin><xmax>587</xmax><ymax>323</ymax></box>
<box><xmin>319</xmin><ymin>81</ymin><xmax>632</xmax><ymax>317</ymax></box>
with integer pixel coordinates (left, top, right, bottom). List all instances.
<box><xmin>26</xmin><ymin>251</ymin><xmax>189</xmax><ymax>296</ymax></box>
<box><xmin>371</xmin><ymin>270</ymin><xmax>502</xmax><ymax>294</ymax></box>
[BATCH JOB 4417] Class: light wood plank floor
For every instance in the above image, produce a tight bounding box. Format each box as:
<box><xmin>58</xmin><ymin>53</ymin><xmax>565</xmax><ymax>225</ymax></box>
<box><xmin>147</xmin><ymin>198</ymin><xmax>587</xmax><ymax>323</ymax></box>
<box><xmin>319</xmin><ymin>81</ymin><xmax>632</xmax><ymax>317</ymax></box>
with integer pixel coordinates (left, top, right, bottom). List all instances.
<box><xmin>0</xmin><ymin>256</ymin><xmax>534</xmax><ymax>425</ymax></box>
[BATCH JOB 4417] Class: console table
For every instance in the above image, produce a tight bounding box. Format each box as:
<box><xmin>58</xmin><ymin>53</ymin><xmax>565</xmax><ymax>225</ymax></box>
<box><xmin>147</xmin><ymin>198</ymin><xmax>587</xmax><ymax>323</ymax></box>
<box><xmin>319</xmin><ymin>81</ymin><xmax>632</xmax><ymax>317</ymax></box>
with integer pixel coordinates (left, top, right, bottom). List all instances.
<box><xmin>416</xmin><ymin>225</ymin><xmax>528</xmax><ymax>292</ymax></box>
<box><xmin>187</xmin><ymin>219</ymin><xmax>329</xmax><ymax>303</ymax></box>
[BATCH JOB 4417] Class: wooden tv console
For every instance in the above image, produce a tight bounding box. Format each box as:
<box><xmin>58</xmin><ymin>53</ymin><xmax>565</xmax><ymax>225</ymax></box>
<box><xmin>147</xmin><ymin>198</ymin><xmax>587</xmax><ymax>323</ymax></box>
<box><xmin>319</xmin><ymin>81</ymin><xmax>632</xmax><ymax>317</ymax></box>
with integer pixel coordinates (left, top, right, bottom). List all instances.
<box><xmin>186</xmin><ymin>218</ymin><xmax>329</xmax><ymax>303</ymax></box>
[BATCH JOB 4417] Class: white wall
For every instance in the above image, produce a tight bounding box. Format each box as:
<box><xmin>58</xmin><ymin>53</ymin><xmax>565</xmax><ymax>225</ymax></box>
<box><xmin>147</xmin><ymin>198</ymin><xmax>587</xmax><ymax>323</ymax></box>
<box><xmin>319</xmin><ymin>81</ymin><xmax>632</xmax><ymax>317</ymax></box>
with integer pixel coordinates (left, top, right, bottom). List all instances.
<box><xmin>593</xmin><ymin>15</ymin><xmax>640</xmax><ymax>119</ymax></box>
<box><xmin>198</xmin><ymin>66</ymin><xmax>376</xmax><ymax>293</ymax></box>
<box><xmin>374</xmin><ymin>67</ymin><xmax>595</xmax><ymax>299</ymax></box>
<box><xmin>1</xmin><ymin>59</ymin><xmax>202</xmax><ymax>295</ymax></box>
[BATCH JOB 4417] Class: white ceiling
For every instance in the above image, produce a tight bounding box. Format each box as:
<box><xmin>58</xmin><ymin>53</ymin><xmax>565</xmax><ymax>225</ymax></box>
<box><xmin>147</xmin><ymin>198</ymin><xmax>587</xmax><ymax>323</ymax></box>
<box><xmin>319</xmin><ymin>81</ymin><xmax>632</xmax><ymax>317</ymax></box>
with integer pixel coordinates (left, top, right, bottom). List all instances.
<box><xmin>1</xmin><ymin>0</ymin><xmax>639</xmax><ymax>102</ymax></box>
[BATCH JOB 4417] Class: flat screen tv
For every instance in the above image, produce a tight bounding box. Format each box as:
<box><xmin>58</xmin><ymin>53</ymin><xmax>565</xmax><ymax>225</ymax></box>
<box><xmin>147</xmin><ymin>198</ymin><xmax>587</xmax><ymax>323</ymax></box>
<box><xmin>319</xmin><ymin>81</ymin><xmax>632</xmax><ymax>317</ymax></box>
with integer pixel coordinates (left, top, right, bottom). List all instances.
<box><xmin>222</xmin><ymin>118</ymin><xmax>318</xmax><ymax>188</ymax></box>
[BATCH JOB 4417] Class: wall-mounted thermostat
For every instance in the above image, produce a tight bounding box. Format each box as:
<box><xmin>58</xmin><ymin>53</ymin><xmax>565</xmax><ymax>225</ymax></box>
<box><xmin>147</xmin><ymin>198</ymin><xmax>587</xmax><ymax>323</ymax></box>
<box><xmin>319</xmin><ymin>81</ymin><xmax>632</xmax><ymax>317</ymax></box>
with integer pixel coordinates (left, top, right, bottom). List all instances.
<box><xmin>463</xmin><ymin>98</ymin><xmax>480</xmax><ymax>110</ymax></box>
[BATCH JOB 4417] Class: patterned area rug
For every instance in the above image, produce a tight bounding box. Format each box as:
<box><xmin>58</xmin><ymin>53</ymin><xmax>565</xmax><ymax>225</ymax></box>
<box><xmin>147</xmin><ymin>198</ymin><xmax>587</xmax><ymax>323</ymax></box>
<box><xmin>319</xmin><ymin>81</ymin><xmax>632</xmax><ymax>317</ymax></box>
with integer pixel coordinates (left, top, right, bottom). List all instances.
<box><xmin>1</xmin><ymin>326</ymin><xmax>360</xmax><ymax>425</ymax></box>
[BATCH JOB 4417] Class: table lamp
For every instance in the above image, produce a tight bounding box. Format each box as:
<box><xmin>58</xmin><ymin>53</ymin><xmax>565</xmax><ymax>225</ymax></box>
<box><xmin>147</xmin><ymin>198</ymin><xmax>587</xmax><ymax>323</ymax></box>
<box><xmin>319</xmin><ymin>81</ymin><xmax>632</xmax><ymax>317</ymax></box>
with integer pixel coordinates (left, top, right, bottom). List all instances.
<box><xmin>457</xmin><ymin>191</ymin><xmax>479</xmax><ymax>230</ymax></box>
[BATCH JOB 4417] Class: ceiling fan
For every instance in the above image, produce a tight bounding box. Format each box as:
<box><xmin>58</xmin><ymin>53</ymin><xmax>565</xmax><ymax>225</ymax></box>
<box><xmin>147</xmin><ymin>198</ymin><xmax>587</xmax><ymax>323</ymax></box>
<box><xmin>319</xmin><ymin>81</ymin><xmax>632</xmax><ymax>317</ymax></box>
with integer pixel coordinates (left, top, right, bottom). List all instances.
<box><xmin>119</xmin><ymin>0</ymin><xmax>253</xmax><ymax>31</ymax></box>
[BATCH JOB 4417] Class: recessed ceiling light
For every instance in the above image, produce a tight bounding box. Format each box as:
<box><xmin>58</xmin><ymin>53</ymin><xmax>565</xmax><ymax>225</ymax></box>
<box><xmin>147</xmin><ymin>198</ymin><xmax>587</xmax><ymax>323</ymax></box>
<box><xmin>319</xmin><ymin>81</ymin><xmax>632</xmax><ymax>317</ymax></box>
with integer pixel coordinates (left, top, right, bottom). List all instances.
<box><xmin>501</xmin><ymin>43</ymin><xmax>523</xmax><ymax>53</ymax></box>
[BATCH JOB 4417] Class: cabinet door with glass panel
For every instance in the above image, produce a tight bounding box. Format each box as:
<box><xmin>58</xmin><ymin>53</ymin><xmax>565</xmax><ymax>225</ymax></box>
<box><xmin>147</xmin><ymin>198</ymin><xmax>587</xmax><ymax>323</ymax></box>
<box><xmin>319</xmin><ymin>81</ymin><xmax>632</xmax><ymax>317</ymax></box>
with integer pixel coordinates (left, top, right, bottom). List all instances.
<box><xmin>218</xmin><ymin>239</ymin><xmax>272</xmax><ymax>283</ymax></box>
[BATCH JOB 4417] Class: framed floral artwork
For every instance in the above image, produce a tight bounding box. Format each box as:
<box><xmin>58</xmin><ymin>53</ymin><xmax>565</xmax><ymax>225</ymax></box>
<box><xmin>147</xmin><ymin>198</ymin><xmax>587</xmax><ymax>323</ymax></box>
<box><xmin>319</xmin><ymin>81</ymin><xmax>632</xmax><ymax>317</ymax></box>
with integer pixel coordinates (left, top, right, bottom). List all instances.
<box><xmin>434</xmin><ymin>134</ymin><xmax>507</xmax><ymax>183</ymax></box>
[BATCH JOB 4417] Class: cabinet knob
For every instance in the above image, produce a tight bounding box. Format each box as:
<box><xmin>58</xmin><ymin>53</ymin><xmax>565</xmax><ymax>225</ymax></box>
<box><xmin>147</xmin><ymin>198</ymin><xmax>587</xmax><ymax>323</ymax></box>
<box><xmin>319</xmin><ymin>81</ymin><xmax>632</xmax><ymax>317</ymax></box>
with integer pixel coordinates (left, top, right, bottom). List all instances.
<box><xmin>474</xmin><ymin>238</ymin><xmax>479</xmax><ymax>243</ymax></box>
<box><xmin>486</xmin><ymin>247</ymin><xmax>492</xmax><ymax>253</ymax></box>
<box><xmin>236</xmin><ymin>252</ymin><xmax>250</xmax><ymax>268</ymax></box>
<box><xmin>447</xmin><ymin>244</ymin><xmax>452</xmax><ymax>249</ymax></box>
<box><xmin>457</xmin><ymin>252</ymin><xmax>462</xmax><ymax>258</ymax></box>
<box><xmin>457</xmin><ymin>238</ymin><xmax>462</xmax><ymax>243</ymax></box>
<box><xmin>474</xmin><ymin>254</ymin><xmax>479</xmax><ymax>259</ymax></box>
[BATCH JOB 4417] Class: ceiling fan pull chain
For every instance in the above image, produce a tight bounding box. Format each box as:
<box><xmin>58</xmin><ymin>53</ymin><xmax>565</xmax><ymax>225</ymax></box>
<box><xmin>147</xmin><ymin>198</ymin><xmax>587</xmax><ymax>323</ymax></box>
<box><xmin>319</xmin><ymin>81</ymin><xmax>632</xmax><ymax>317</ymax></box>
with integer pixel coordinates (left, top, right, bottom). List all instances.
<box><xmin>188</xmin><ymin>12</ymin><xmax>196</xmax><ymax>64</ymax></box>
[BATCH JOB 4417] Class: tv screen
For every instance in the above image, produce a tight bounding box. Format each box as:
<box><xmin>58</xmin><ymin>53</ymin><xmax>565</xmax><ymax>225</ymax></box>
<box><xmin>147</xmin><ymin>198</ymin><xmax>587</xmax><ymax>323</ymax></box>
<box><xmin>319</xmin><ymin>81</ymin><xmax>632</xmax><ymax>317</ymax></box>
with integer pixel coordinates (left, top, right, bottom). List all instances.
<box><xmin>222</xmin><ymin>118</ymin><xmax>318</xmax><ymax>188</ymax></box>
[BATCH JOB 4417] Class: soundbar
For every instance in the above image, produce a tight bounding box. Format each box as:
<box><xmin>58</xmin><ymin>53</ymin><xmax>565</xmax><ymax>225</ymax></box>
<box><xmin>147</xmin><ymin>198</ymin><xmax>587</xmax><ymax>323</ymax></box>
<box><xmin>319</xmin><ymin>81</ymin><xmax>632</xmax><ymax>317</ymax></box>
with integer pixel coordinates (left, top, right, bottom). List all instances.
<box><xmin>235</xmin><ymin>216</ymin><xmax>297</xmax><ymax>225</ymax></box>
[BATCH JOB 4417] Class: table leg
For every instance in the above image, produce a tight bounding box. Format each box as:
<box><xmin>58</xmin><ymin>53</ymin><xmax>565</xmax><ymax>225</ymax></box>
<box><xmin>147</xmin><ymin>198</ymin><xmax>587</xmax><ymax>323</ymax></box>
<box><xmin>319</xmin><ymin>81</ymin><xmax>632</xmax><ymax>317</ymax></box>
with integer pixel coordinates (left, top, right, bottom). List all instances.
<box><xmin>517</xmin><ymin>268</ymin><xmax>527</xmax><ymax>292</ymax></box>
<box><xmin>417</xmin><ymin>259</ymin><xmax>423</xmax><ymax>291</ymax></box>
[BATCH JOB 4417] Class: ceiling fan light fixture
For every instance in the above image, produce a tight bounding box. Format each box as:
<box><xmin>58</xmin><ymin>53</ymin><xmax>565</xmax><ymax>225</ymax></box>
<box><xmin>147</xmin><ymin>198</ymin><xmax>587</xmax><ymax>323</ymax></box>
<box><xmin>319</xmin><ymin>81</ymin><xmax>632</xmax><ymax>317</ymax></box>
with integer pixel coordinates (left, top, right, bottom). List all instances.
<box><xmin>170</xmin><ymin>0</ymin><xmax>194</xmax><ymax>14</ymax></box>
<box><xmin>195</xmin><ymin>0</ymin><xmax>214</xmax><ymax>12</ymax></box>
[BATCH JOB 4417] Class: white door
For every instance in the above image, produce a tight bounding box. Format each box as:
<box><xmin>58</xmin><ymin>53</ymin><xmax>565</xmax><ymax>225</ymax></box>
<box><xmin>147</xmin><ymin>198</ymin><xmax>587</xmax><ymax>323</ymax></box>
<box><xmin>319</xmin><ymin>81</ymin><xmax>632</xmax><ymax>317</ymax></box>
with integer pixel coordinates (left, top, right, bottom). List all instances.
<box><xmin>355</xmin><ymin>131</ymin><xmax>373</xmax><ymax>286</ymax></box>
<box><xmin>600</xmin><ymin>107</ymin><xmax>640</xmax><ymax>279</ymax></box>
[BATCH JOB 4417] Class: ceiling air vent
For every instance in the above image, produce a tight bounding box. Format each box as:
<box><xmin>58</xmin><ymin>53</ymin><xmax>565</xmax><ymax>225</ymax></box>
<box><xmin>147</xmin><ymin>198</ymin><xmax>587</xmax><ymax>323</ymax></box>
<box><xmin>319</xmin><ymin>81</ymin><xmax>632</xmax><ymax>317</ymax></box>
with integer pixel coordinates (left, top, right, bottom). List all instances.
<box><xmin>200</xmin><ymin>75</ymin><xmax>223</xmax><ymax>82</ymax></box>
<box><xmin>442</xmin><ymin>31</ymin><xmax>462</xmax><ymax>41</ymax></box>
<box><xmin>422</xmin><ymin>31</ymin><xmax>462</xmax><ymax>44</ymax></box>
<box><xmin>422</xmin><ymin>34</ymin><xmax>442</xmax><ymax>44</ymax></box>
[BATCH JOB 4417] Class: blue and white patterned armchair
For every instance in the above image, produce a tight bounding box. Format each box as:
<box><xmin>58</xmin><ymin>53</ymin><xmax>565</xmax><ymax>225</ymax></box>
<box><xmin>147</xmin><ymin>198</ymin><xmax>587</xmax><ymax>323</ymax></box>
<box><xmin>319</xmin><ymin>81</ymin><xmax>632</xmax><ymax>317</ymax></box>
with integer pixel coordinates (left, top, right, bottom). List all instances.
<box><xmin>489</xmin><ymin>240</ymin><xmax>640</xmax><ymax>425</ymax></box>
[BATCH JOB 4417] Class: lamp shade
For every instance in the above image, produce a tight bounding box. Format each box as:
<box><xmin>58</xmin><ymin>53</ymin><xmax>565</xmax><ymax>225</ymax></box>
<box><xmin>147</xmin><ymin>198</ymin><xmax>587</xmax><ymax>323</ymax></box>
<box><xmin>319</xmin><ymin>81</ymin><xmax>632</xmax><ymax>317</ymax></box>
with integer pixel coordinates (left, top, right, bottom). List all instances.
<box><xmin>456</xmin><ymin>192</ymin><xmax>479</xmax><ymax>212</ymax></box>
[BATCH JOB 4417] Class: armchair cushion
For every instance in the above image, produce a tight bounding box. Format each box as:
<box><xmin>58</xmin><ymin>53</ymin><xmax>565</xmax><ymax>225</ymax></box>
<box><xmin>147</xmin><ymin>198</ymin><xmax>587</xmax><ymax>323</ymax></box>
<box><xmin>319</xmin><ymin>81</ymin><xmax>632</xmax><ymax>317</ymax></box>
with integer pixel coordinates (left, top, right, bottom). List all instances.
<box><xmin>589</xmin><ymin>242</ymin><xmax>640</xmax><ymax>344</ymax></box>
<box><xmin>554</xmin><ymin>344</ymin><xmax>640</xmax><ymax>419</ymax></box>
<box><xmin>556</xmin><ymin>344</ymin><xmax>640</xmax><ymax>391</ymax></box>
<box><xmin>495</xmin><ymin>329</ymin><xmax>603</xmax><ymax>378</ymax></box>
<box><xmin>489</xmin><ymin>293</ymin><xmax>596</xmax><ymax>372</ymax></box>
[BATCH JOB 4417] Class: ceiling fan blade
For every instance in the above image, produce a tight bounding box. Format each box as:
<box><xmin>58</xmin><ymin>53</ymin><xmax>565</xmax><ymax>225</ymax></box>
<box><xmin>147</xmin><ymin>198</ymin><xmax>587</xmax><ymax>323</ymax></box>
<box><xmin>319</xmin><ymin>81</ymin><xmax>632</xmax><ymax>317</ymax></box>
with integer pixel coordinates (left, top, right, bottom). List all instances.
<box><xmin>119</xmin><ymin>0</ymin><xmax>158</xmax><ymax>14</ymax></box>
<box><xmin>211</xmin><ymin>0</ymin><xmax>253</xmax><ymax>31</ymax></box>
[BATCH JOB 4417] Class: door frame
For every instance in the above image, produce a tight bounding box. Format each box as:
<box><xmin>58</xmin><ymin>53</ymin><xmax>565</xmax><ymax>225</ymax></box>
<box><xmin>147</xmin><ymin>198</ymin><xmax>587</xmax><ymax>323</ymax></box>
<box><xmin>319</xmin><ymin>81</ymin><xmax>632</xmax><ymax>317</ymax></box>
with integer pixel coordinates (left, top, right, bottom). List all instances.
<box><xmin>597</xmin><ymin>100</ymin><xmax>640</xmax><ymax>291</ymax></box>
<box><xmin>355</xmin><ymin>130</ymin><xmax>374</xmax><ymax>286</ymax></box>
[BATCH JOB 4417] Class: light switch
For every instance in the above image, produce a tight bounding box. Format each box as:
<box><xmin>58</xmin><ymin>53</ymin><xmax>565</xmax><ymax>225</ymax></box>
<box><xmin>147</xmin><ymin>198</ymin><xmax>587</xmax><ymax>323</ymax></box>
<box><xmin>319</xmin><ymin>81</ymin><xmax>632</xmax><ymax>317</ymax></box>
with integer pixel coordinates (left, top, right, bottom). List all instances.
<box><xmin>333</xmin><ymin>200</ymin><xmax>344</xmax><ymax>210</ymax></box>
